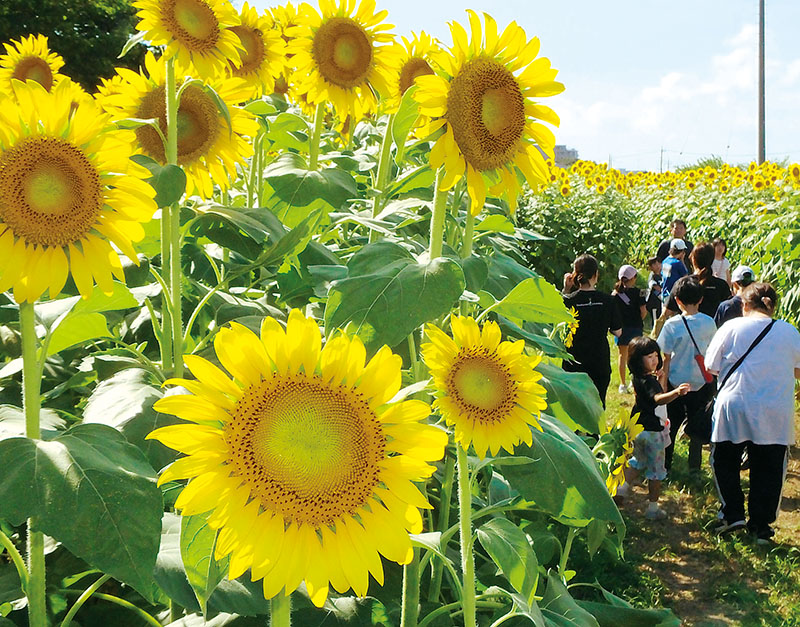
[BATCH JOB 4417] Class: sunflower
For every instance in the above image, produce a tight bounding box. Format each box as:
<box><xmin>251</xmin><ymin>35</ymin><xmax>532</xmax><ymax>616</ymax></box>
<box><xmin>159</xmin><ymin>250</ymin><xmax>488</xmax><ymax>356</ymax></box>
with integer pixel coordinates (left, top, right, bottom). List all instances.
<box><xmin>149</xmin><ymin>310</ymin><xmax>447</xmax><ymax>606</ymax></box>
<box><xmin>287</xmin><ymin>0</ymin><xmax>395</xmax><ymax>122</ymax></box>
<box><xmin>227</xmin><ymin>2</ymin><xmax>286</xmax><ymax>99</ymax></box>
<box><xmin>604</xmin><ymin>409</ymin><xmax>643</xmax><ymax>496</ymax></box>
<box><xmin>421</xmin><ymin>316</ymin><xmax>548</xmax><ymax>458</ymax></box>
<box><xmin>563</xmin><ymin>307</ymin><xmax>578</xmax><ymax>348</ymax></box>
<box><xmin>101</xmin><ymin>52</ymin><xmax>257</xmax><ymax>199</ymax></box>
<box><xmin>0</xmin><ymin>80</ymin><xmax>156</xmax><ymax>303</ymax></box>
<box><xmin>268</xmin><ymin>2</ymin><xmax>301</xmax><ymax>97</ymax></box>
<box><xmin>383</xmin><ymin>31</ymin><xmax>437</xmax><ymax>114</ymax></box>
<box><xmin>133</xmin><ymin>0</ymin><xmax>244</xmax><ymax>79</ymax></box>
<box><xmin>414</xmin><ymin>11</ymin><xmax>564</xmax><ymax>215</ymax></box>
<box><xmin>0</xmin><ymin>34</ymin><xmax>65</xmax><ymax>95</ymax></box>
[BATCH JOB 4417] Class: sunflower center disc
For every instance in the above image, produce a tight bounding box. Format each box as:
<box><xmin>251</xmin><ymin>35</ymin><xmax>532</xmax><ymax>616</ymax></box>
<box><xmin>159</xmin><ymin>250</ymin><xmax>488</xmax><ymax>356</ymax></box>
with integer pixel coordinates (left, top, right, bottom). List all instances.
<box><xmin>225</xmin><ymin>374</ymin><xmax>385</xmax><ymax>526</ymax></box>
<box><xmin>0</xmin><ymin>136</ymin><xmax>102</xmax><ymax>247</ymax></box>
<box><xmin>167</xmin><ymin>0</ymin><xmax>220</xmax><ymax>50</ymax></box>
<box><xmin>447</xmin><ymin>349</ymin><xmax>517</xmax><ymax>422</ymax></box>
<box><xmin>446</xmin><ymin>58</ymin><xmax>525</xmax><ymax>172</ymax></box>
<box><xmin>12</xmin><ymin>56</ymin><xmax>54</xmax><ymax>91</ymax></box>
<box><xmin>230</xmin><ymin>25</ymin><xmax>265</xmax><ymax>75</ymax></box>
<box><xmin>399</xmin><ymin>57</ymin><xmax>433</xmax><ymax>94</ymax></box>
<box><xmin>312</xmin><ymin>17</ymin><xmax>372</xmax><ymax>88</ymax></box>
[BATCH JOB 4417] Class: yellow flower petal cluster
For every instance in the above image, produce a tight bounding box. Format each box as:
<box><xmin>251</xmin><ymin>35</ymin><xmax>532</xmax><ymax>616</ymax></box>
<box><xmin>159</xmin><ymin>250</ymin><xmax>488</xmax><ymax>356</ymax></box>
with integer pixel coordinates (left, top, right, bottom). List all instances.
<box><xmin>101</xmin><ymin>52</ymin><xmax>258</xmax><ymax>199</ymax></box>
<box><xmin>227</xmin><ymin>2</ymin><xmax>286</xmax><ymax>99</ymax></box>
<box><xmin>268</xmin><ymin>2</ymin><xmax>301</xmax><ymax>98</ymax></box>
<box><xmin>604</xmin><ymin>409</ymin><xmax>644</xmax><ymax>496</ymax></box>
<box><xmin>149</xmin><ymin>310</ymin><xmax>447</xmax><ymax>607</ymax></box>
<box><xmin>414</xmin><ymin>10</ymin><xmax>564</xmax><ymax>215</ymax></box>
<box><xmin>0</xmin><ymin>34</ymin><xmax>65</xmax><ymax>95</ymax></box>
<box><xmin>133</xmin><ymin>0</ymin><xmax>244</xmax><ymax>78</ymax></box>
<box><xmin>383</xmin><ymin>31</ymin><xmax>438</xmax><ymax>114</ymax></box>
<box><xmin>422</xmin><ymin>316</ymin><xmax>548</xmax><ymax>458</ymax></box>
<box><xmin>287</xmin><ymin>0</ymin><xmax>395</xmax><ymax>122</ymax></box>
<box><xmin>0</xmin><ymin>80</ymin><xmax>156</xmax><ymax>303</ymax></box>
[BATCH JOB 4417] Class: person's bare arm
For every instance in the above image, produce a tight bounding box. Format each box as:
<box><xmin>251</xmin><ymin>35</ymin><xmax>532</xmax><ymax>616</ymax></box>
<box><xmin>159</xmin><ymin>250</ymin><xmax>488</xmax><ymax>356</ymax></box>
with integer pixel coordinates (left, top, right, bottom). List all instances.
<box><xmin>640</xmin><ymin>305</ymin><xmax>647</xmax><ymax>320</ymax></box>
<box><xmin>655</xmin><ymin>383</ymin><xmax>690</xmax><ymax>404</ymax></box>
<box><xmin>611</xmin><ymin>328</ymin><xmax>622</xmax><ymax>338</ymax></box>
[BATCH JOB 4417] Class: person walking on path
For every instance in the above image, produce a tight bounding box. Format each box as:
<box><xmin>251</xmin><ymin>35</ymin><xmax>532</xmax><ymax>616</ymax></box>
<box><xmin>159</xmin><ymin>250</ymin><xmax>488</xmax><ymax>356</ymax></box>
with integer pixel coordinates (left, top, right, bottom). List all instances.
<box><xmin>714</xmin><ymin>265</ymin><xmax>756</xmax><ymax>327</ymax></box>
<box><xmin>657</xmin><ymin>219</ymin><xmax>694</xmax><ymax>267</ymax></box>
<box><xmin>705</xmin><ymin>282</ymin><xmax>800</xmax><ymax>544</ymax></box>
<box><xmin>712</xmin><ymin>237</ymin><xmax>732</xmax><ymax>285</ymax></box>
<box><xmin>562</xmin><ymin>254</ymin><xmax>623</xmax><ymax>407</ymax></box>
<box><xmin>657</xmin><ymin>276</ymin><xmax>718</xmax><ymax>473</ymax></box>
<box><xmin>613</xmin><ymin>264</ymin><xmax>647</xmax><ymax>393</ymax></box>
<box><xmin>660</xmin><ymin>239</ymin><xmax>689</xmax><ymax>303</ymax></box>
<box><xmin>664</xmin><ymin>242</ymin><xmax>732</xmax><ymax>320</ymax></box>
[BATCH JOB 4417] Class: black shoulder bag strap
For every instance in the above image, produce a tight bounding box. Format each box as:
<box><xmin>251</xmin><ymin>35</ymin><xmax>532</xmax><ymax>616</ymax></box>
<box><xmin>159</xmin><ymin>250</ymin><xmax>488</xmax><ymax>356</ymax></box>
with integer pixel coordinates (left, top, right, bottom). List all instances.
<box><xmin>717</xmin><ymin>319</ymin><xmax>776</xmax><ymax>392</ymax></box>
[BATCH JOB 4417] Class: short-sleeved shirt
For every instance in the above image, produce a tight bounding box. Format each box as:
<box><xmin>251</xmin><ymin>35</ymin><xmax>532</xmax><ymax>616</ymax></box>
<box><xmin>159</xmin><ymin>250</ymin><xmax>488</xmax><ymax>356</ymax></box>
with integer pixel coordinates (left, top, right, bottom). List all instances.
<box><xmin>614</xmin><ymin>287</ymin><xmax>644</xmax><ymax>329</ymax></box>
<box><xmin>705</xmin><ymin>316</ymin><xmax>800</xmax><ymax>445</ymax></box>
<box><xmin>661</xmin><ymin>256</ymin><xmax>688</xmax><ymax>300</ymax></box>
<box><xmin>666</xmin><ymin>275</ymin><xmax>731</xmax><ymax>318</ymax></box>
<box><xmin>712</xmin><ymin>257</ymin><xmax>731</xmax><ymax>282</ymax></box>
<box><xmin>657</xmin><ymin>312</ymin><xmax>717</xmax><ymax>391</ymax></box>
<box><xmin>657</xmin><ymin>238</ymin><xmax>694</xmax><ymax>264</ymax></box>
<box><xmin>714</xmin><ymin>294</ymin><xmax>743</xmax><ymax>328</ymax></box>
<box><xmin>563</xmin><ymin>289</ymin><xmax>622</xmax><ymax>377</ymax></box>
<box><xmin>632</xmin><ymin>374</ymin><xmax>665</xmax><ymax>432</ymax></box>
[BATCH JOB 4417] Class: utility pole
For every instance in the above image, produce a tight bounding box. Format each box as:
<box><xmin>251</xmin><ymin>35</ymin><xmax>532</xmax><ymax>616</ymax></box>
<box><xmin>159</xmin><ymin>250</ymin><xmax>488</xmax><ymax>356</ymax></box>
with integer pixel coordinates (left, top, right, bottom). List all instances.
<box><xmin>660</xmin><ymin>147</ymin><xmax>664</xmax><ymax>173</ymax></box>
<box><xmin>758</xmin><ymin>0</ymin><xmax>766</xmax><ymax>164</ymax></box>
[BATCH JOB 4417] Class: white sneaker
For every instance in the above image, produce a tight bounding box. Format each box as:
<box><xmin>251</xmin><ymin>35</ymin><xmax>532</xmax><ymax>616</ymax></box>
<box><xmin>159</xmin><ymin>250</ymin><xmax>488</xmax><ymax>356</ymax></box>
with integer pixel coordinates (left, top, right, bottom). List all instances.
<box><xmin>618</xmin><ymin>384</ymin><xmax>627</xmax><ymax>394</ymax></box>
<box><xmin>645</xmin><ymin>506</ymin><xmax>667</xmax><ymax>521</ymax></box>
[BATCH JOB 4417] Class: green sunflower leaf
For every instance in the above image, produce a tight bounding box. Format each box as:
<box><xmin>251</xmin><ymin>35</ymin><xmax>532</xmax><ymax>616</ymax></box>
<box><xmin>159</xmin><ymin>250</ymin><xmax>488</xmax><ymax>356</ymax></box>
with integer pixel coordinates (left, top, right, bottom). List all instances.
<box><xmin>476</xmin><ymin>518</ymin><xmax>539</xmax><ymax>605</ymax></box>
<box><xmin>181</xmin><ymin>515</ymin><xmax>229</xmax><ymax>617</ymax></box>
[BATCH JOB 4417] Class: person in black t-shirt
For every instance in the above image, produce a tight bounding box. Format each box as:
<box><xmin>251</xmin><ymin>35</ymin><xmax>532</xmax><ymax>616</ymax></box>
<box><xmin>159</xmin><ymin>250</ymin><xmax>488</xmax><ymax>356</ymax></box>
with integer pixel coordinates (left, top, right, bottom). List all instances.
<box><xmin>656</xmin><ymin>218</ymin><xmax>694</xmax><ymax>269</ymax></box>
<box><xmin>562</xmin><ymin>254</ymin><xmax>623</xmax><ymax>406</ymax></box>
<box><xmin>613</xmin><ymin>264</ymin><xmax>647</xmax><ymax>393</ymax></box>
<box><xmin>615</xmin><ymin>336</ymin><xmax>690</xmax><ymax>520</ymax></box>
<box><xmin>664</xmin><ymin>242</ymin><xmax>731</xmax><ymax>319</ymax></box>
<box><xmin>714</xmin><ymin>265</ymin><xmax>756</xmax><ymax>327</ymax></box>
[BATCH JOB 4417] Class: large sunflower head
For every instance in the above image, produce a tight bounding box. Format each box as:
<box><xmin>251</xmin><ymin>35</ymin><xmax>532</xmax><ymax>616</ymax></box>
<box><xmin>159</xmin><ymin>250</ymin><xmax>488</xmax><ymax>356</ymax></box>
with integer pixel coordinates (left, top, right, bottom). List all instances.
<box><xmin>0</xmin><ymin>80</ymin><xmax>156</xmax><ymax>303</ymax></box>
<box><xmin>133</xmin><ymin>0</ymin><xmax>244</xmax><ymax>79</ymax></box>
<box><xmin>421</xmin><ymin>316</ymin><xmax>548</xmax><ymax>459</ymax></box>
<box><xmin>383</xmin><ymin>31</ymin><xmax>438</xmax><ymax>114</ymax></box>
<box><xmin>414</xmin><ymin>10</ymin><xmax>564</xmax><ymax>215</ymax></box>
<box><xmin>287</xmin><ymin>0</ymin><xmax>395</xmax><ymax>121</ymax></box>
<box><xmin>101</xmin><ymin>52</ymin><xmax>258</xmax><ymax>199</ymax></box>
<box><xmin>0</xmin><ymin>34</ymin><xmax>66</xmax><ymax>95</ymax></box>
<box><xmin>149</xmin><ymin>310</ymin><xmax>447</xmax><ymax>606</ymax></box>
<box><xmin>227</xmin><ymin>2</ymin><xmax>286</xmax><ymax>98</ymax></box>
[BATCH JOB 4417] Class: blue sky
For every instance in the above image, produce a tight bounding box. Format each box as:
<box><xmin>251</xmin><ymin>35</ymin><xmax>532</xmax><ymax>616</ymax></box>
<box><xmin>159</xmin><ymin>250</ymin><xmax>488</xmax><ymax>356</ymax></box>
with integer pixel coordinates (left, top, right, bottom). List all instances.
<box><xmin>246</xmin><ymin>0</ymin><xmax>800</xmax><ymax>171</ymax></box>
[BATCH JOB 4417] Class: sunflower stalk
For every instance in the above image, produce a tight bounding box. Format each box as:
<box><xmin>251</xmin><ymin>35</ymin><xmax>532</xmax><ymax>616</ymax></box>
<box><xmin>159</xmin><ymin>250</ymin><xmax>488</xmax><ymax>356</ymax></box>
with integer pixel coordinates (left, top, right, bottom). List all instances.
<box><xmin>558</xmin><ymin>526</ymin><xmax>578</xmax><ymax>580</ymax></box>
<box><xmin>429</xmin><ymin>168</ymin><xmax>448</xmax><ymax>259</ymax></box>
<box><xmin>369</xmin><ymin>113</ymin><xmax>396</xmax><ymax>243</ymax></box>
<box><xmin>400</xmin><ymin>548</ymin><xmax>421</xmax><ymax>627</ymax></box>
<box><xmin>165</xmin><ymin>56</ymin><xmax>183</xmax><ymax>377</ymax></box>
<box><xmin>308</xmin><ymin>102</ymin><xmax>325</xmax><ymax>171</ymax></box>
<box><xmin>456</xmin><ymin>445</ymin><xmax>477</xmax><ymax>627</ymax></box>
<box><xmin>427</xmin><ymin>452</ymin><xmax>455</xmax><ymax>602</ymax></box>
<box><xmin>60</xmin><ymin>574</ymin><xmax>111</xmax><ymax>627</ymax></box>
<box><xmin>19</xmin><ymin>302</ymin><xmax>46</xmax><ymax>627</ymax></box>
<box><xmin>270</xmin><ymin>593</ymin><xmax>291</xmax><ymax>627</ymax></box>
<box><xmin>247</xmin><ymin>133</ymin><xmax>264</xmax><ymax>208</ymax></box>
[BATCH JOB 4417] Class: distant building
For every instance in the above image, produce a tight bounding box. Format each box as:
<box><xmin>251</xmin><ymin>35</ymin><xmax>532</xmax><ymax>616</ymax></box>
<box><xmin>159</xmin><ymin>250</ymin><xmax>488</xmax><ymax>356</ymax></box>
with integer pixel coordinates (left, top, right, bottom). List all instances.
<box><xmin>554</xmin><ymin>145</ymin><xmax>579</xmax><ymax>168</ymax></box>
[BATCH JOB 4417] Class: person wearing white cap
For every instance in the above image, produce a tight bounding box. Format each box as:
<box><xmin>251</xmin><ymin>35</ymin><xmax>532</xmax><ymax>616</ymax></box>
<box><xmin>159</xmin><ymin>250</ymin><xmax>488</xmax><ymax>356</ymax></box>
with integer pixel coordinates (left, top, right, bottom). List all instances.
<box><xmin>660</xmin><ymin>238</ymin><xmax>688</xmax><ymax>302</ymax></box>
<box><xmin>714</xmin><ymin>266</ymin><xmax>756</xmax><ymax>327</ymax></box>
<box><xmin>613</xmin><ymin>264</ymin><xmax>647</xmax><ymax>393</ymax></box>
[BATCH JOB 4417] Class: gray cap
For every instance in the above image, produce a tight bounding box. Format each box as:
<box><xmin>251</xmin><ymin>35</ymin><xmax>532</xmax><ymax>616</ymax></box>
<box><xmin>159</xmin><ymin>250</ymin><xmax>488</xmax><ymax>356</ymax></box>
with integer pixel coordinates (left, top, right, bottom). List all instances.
<box><xmin>731</xmin><ymin>265</ymin><xmax>755</xmax><ymax>285</ymax></box>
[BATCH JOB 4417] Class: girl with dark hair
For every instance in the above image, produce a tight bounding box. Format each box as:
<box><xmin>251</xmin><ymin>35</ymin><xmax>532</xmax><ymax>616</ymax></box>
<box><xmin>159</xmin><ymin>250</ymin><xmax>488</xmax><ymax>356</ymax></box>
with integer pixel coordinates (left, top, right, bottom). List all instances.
<box><xmin>613</xmin><ymin>265</ymin><xmax>646</xmax><ymax>393</ymax></box>
<box><xmin>664</xmin><ymin>242</ymin><xmax>731</xmax><ymax>318</ymax></box>
<box><xmin>712</xmin><ymin>237</ymin><xmax>731</xmax><ymax>285</ymax></box>
<box><xmin>562</xmin><ymin>254</ymin><xmax>623</xmax><ymax>406</ymax></box>
<box><xmin>616</xmin><ymin>336</ymin><xmax>689</xmax><ymax>520</ymax></box>
<box><xmin>705</xmin><ymin>282</ymin><xmax>800</xmax><ymax>543</ymax></box>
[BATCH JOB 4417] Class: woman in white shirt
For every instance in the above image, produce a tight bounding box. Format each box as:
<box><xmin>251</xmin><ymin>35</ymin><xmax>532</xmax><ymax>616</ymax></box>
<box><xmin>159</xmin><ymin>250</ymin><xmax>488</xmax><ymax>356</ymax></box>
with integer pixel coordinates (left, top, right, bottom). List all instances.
<box><xmin>705</xmin><ymin>283</ymin><xmax>800</xmax><ymax>543</ymax></box>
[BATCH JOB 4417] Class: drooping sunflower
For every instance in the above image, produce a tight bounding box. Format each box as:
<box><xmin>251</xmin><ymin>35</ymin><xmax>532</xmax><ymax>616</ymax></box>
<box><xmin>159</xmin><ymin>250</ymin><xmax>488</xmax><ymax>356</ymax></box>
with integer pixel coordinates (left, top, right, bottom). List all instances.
<box><xmin>101</xmin><ymin>52</ymin><xmax>258</xmax><ymax>199</ymax></box>
<box><xmin>604</xmin><ymin>409</ymin><xmax>644</xmax><ymax>496</ymax></box>
<box><xmin>149</xmin><ymin>310</ymin><xmax>447</xmax><ymax>606</ymax></box>
<box><xmin>383</xmin><ymin>31</ymin><xmax>437</xmax><ymax>114</ymax></box>
<box><xmin>227</xmin><ymin>2</ymin><xmax>286</xmax><ymax>98</ymax></box>
<box><xmin>414</xmin><ymin>11</ymin><xmax>564</xmax><ymax>215</ymax></box>
<box><xmin>0</xmin><ymin>34</ymin><xmax>66</xmax><ymax>95</ymax></box>
<box><xmin>133</xmin><ymin>0</ymin><xmax>244</xmax><ymax>79</ymax></box>
<box><xmin>0</xmin><ymin>80</ymin><xmax>156</xmax><ymax>303</ymax></box>
<box><xmin>287</xmin><ymin>0</ymin><xmax>395</xmax><ymax>122</ymax></box>
<box><xmin>422</xmin><ymin>316</ymin><xmax>548</xmax><ymax>458</ymax></box>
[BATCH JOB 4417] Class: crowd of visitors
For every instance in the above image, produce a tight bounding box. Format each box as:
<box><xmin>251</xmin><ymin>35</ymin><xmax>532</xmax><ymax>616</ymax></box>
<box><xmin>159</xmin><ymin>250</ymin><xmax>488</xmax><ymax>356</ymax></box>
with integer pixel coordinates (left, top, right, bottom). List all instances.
<box><xmin>562</xmin><ymin>219</ymin><xmax>800</xmax><ymax>543</ymax></box>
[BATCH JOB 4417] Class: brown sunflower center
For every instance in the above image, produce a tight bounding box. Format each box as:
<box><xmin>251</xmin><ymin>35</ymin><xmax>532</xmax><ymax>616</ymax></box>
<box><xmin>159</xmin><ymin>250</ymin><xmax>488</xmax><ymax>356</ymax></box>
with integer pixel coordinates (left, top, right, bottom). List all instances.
<box><xmin>446</xmin><ymin>57</ymin><xmax>526</xmax><ymax>171</ymax></box>
<box><xmin>12</xmin><ymin>56</ymin><xmax>54</xmax><ymax>91</ymax></box>
<box><xmin>135</xmin><ymin>84</ymin><xmax>220</xmax><ymax>165</ymax></box>
<box><xmin>312</xmin><ymin>17</ymin><xmax>373</xmax><ymax>88</ymax></box>
<box><xmin>229</xmin><ymin>25</ymin><xmax>265</xmax><ymax>76</ymax></box>
<box><xmin>0</xmin><ymin>136</ymin><xmax>102</xmax><ymax>247</ymax></box>
<box><xmin>446</xmin><ymin>348</ymin><xmax>517</xmax><ymax>423</ymax></box>
<box><xmin>224</xmin><ymin>373</ymin><xmax>385</xmax><ymax>526</ymax></box>
<box><xmin>164</xmin><ymin>0</ymin><xmax>220</xmax><ymax>52</ymax></box>
<box><xmin>399</xmin><ymin>57</ymin><xmax>433</xmax><ymax>95</ymax></box>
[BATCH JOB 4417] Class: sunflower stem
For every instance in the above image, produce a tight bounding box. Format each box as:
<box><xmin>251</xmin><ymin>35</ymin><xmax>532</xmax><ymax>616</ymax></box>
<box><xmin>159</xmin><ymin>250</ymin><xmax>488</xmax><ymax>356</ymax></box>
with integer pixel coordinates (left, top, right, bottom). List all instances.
<box><xmin>60</xmin><ymin>574</ymin><xmax>111</xmax><ymax>627</ymax></box>
<box><xmin>247</xmin><ymin>133</ymin><xmax>263</xmax><ymax>208</ymax></box>
<box><xmin>369</xmin><ymin>113</ymin><xmax>396</xmax><ymax>243</ymax></box>
<box><xmin>427</xmin><ymin>452</ymin><xmax>455</xmax><ymax>602</ymax></box>
<box><xmin>461</xmin><ymin>210</ymin><xmax>475</xmax><ymax>259</ymax></box>
<box><xmin>429</xmin><ymin>168</ymin><xmax>448</xmax><ymax>260</ymax></box>
<box><xmin>0</xmin><ymin>529</ymin><xmax>28</xmax><ymax>593</ymax></box>
<box><xmin>558</xmin><ymin>526</ymin><xmax>578</xmax><ymax>580</ymax></box>
<box><xmin>158</xmin><ymin>210</ymin><xmax>174</xmax><ymax>372</ymax></box>
<box><xmin>270</xmin><ymin>593</ymin><xmax>291</xmax><ymax>627</ymax></box>
<box><xmin>20</xmin><ymin>302</ymin><xmax>46</xmax><ymax>627</ymax></box>
<box><xmin>165</xmin><ymin>57</ymin><xmax>183</xmax><ymax>377</ymax></box>
<box><xmin>308</xmin><ymin>102</ymin><xmax>325</xmax><ymax>171</ymax></box>
<box><xmin>456</xmin><ymin>445</ymin><xmax>476</xmax><ymax>627</ymax></box>
<box><xmin>400</xmin><ymin>548</ymin><xmax>421</xmax><ymax>627</ymax></box>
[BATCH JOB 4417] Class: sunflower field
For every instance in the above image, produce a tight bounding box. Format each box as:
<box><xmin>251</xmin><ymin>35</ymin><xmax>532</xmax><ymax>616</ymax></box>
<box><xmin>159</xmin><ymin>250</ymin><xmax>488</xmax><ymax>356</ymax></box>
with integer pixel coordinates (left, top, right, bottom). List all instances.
<box><xmin>1</xmin><ymin>2</ymin><xmax>689</xmax><ymax>627</ymax></box>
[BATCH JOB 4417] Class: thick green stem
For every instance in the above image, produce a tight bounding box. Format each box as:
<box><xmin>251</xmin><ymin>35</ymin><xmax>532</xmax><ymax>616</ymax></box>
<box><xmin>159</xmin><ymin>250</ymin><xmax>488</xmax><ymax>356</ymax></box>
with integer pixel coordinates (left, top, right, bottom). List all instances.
<box><xmin>247</xmin><ymin>133</ymin><xmax>263</xmax><ymax>208</ymax></box>
<box><xmin>0</xmin><ymin>530</ymin><xmax>28</xmax><ymax>592</ymax></box>
<box><xmin>429</xmin><ymin>168</ymin><xmax>448</xmax><ymax>260</ymax></box>
<box><xmin>20</xmin><ymin>303</ymin><xmax>46</xmax><ymax>627</ymax></box>
<box><xmin>270</xmin><ymin>593</ymin><xmax>291</xmax><ymax>627</ymax></box>
<box><xmin>427</xmin><ymin>453</ymin><xmax>455</xmax><ymax>602</ymax></box>
<box><xmin>400</xmin><ymin>548</ymin><xmax>420</xmax><ymax>627</ymax></box>
<box><xmin>456</xmin><ymin>446</ymin><xmax>476</xmax><ymax>627</ymax></box>
<box><xmin>60</xmin><ymin>574</ymin><xmax>111</xmax><ymax>627</ymax></box>
<box><xmin>308</xmin><ymin>103</ymin><xmax>325</xmax><ymax>171</ymax></box>
<box><xmin>558</xmin><ymin>527</ymin><xmax>578</xmax><ymax>579</ymax></box>
<box><xmin>369</xmin><ymin>113</ymin><xmax>395</xmax><ymax>243</ymax></box>
<box><xmin>159</xmin><ymin>209</ymin><xmax>173</xmax><ymax>371</ymax></box>
<box><xmin>165</xmin><ymin>57</ymin><xmax>183</xmax><ymax>377</ymax></box>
